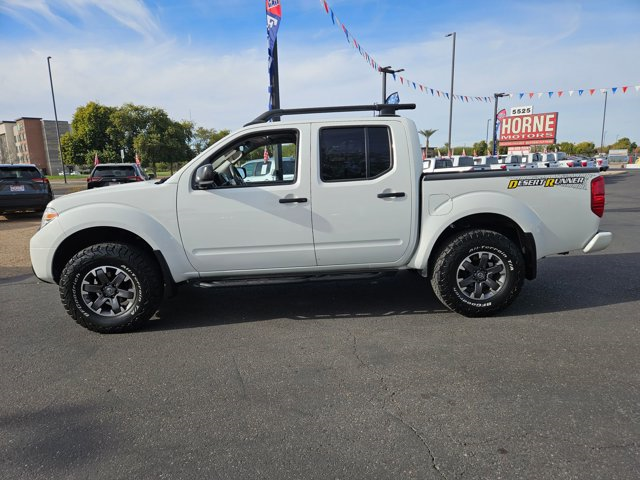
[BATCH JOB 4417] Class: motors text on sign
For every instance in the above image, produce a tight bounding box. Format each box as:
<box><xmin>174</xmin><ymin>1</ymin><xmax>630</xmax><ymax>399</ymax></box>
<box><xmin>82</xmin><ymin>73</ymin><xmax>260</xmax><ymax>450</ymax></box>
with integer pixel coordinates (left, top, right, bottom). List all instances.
<box><xmin>499</xmin><ymin>112</ymin><xmax>558</xmax><ymax>147</ymax></box>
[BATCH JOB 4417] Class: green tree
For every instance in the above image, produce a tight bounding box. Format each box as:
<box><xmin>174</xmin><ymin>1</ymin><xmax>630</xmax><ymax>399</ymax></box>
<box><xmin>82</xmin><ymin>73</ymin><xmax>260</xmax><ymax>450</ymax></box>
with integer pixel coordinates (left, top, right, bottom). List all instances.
<box><xmin>473</xmin><ymin>141</ymin><xmax>488</xmax><ymax>156</ymax></box>
<box><xmin>64</xmin><ymin>101</ymin><xmax>117</xmax><ymax>166</ymax></box>
<box><xmin>574</xmin><ymin>141</ymin><xmax>596</xmax><ymax>155</ymax></box>
<box><xmin>418</xmin><ymin>129</ymin><xmax>437</xmax><ymax>156</ymax></box>
<box><xmin>133</xmin><ymin>117</ymin><xmax>194</xmax><ymax>174</ymax></box>
<box><xmin>558</xmin><ymin>142</ymin><xmax>575</xmax><ymax>154</ymax></box>
<box><xmin>609</xmin><ymin>137</ymin><xmax>634</xmax><ymax>152</ymax></box>
<box><xmin>192</xmin><ymin>127</ymin><xmax>230</xmax><ymax>155</ymax></box>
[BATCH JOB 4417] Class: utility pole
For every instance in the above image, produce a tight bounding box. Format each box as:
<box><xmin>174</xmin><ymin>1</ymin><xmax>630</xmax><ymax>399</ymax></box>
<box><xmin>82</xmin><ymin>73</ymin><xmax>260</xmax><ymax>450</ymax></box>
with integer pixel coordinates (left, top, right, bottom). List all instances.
<box><xmin>47</xmin><ymin>56</ymin><xmax>67</xmax><ymax>184</ymax></box>
<box><xmin>445</xmin><ymin>32</ymin><xmax>456</xmax><ymax>154</ymax></box>
<box><xmin>600</xmin><ymin>90</ymin><xmax>608</xmax><ymax>152</ymax></box>
<box><xmin>492</xmin><ymin>93</ymin><xmax>509</xmax><ymax>155</ymax></box>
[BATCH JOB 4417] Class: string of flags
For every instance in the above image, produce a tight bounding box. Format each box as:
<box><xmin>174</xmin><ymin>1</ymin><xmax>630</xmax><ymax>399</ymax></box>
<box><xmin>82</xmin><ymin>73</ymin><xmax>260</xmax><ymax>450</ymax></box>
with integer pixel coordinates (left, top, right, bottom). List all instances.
<box><xmin>319</xmin><ymin>0</ymin><xmax>639</xmax><ymax>103</ymax></box>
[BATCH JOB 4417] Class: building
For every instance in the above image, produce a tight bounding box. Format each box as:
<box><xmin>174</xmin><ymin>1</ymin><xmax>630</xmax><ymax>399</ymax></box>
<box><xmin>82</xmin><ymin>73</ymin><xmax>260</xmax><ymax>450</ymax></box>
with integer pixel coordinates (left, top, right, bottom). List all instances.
<box><xmin>0</xmin><ymin>121</ymin><xmax>18</xmax><ymax>164</ymax></box>
<box><xmin>42</xmin><ymin>120</ymin><xmax>71</xmax><ymax>174</ymax></box>
<box><xmin>0</xmin><ymin>117</ymin><xmax>70</xmax><ymax>175</ymax></box>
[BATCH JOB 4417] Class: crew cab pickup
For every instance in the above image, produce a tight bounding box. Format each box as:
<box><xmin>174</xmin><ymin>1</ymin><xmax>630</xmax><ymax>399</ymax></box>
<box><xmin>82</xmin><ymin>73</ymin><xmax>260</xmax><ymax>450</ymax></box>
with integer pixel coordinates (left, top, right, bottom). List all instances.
<box><xmin>30</xmin><ymin>104</ymin><xmax>612</xmax><ymax>333</ymax></box>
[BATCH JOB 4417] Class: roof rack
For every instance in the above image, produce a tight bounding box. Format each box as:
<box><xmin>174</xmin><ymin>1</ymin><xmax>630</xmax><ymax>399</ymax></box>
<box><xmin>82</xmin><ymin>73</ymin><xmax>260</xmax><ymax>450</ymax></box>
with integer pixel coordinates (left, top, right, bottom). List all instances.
<box><xmin>244</xmin><ymin>103</ymin><xmax>416</xmax><ymax>126</ymax></box>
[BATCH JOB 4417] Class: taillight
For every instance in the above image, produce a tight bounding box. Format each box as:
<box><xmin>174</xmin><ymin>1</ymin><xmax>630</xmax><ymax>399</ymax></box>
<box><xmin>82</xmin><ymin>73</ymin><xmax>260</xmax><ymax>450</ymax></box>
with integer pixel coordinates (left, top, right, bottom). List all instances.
<box><xmin>32</xmin><ymin>177</ymin><xmax>49</xmax><ymax>184</ymax></box>
<box><xmin>591</xmin><ymin>176</ymin><xmax>605</xmax><ymax>217</ymax></box>
<box><xmin>567</xmin><ymin>161</ymin><xmax>574</xmax><ymax>167</ymax></box>
<box><xmin>127</xmin><ymin>176</ymin><xmax>144</xmax><ymax>181</ymax></box>
<box><xmin>597</xmin><ymin>159</ymin><xmax>602</xmax><ymax>166</ymax></box>
<box><xmin>500</xmin><ymin>165</ymin><xmax>507</xmax><ymax>170</ymax></box>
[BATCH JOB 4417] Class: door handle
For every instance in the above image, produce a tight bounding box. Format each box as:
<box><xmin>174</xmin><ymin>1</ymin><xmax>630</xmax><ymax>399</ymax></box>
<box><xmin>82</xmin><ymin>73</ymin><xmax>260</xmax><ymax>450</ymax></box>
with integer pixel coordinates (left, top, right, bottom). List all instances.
<box><xmin>279</xmin><ymin>197</ymin><xmax>308</xmax><ymax>204</ymax></box>
<box><xmin>377</xmin><ymin>192</ymin><xmax>406</xmax><ymax>199</ymax></box>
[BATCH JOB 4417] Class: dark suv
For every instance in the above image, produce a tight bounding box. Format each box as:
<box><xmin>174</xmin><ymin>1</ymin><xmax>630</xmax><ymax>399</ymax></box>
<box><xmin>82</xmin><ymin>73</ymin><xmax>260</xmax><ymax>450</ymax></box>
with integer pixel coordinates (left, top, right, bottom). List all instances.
<box><xmin>0</xmin><ymin>164</ymin><xmax>54</xmax><ymax>215</ymax></box>
<box><xmin>87</xmin><ymin>163</ymin><xmax>150</xmax><ymax>189</ymax></box>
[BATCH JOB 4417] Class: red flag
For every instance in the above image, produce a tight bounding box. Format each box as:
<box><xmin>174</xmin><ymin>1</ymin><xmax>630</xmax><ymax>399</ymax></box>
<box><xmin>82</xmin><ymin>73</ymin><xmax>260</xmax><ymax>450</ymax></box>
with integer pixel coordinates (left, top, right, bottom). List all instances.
<box><xmin>263</xmin><ymin>146</ymin><xmax>269</xmax><ymax>162</ymax></box>
<box><xmin>94</xmin><ymin>153</ymin><xmax>99</xmax><ymax>165</ymax></box>
<box><xmin>135</xmin><ymin>153</ymin><xmax>141</xmax><ymax>165</ymax></box>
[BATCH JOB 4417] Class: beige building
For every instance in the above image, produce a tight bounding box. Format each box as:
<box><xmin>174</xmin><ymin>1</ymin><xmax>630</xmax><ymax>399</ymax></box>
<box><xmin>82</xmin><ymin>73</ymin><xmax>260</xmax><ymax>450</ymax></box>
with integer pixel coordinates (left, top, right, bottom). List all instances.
<box><xmin>0</xmin><ymin>117</ymin><xmax>70</xmax><ymax>174</ymax></box>
<box><xmin>0</xmin><ymin>121</ymin><xmax>18</xmax><ymax>164</ymax></box>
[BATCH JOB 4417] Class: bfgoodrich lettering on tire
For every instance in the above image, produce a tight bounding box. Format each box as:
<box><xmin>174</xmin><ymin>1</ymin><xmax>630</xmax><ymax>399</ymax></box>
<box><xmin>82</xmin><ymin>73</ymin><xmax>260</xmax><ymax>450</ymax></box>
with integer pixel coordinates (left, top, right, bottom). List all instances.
<box><xmin>430</xmin><ymin>229</ymin><xmax>525</xmax><ymax>317</ymax></box>
<box><xmin>59</xmin><ymin>243</ymin><xmax>163</xmax><ymax>333</ymax></box>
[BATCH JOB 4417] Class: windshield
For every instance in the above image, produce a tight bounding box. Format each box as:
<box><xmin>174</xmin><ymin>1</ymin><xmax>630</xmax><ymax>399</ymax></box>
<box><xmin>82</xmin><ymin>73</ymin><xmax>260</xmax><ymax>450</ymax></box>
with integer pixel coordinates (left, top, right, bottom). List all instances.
<box><xmin>0</xmin><ymin>166</ymin><xmax>42</xmax><ymax>179</ymax></box>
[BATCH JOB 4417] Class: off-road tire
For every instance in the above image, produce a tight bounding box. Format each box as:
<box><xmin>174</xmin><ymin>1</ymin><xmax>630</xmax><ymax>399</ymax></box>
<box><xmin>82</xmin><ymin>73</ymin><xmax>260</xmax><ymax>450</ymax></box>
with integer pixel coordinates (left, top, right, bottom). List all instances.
<box><xmin>59</xmin><ymin>243</ymin><xmax>163</xmax><ymax>333</ymax></box>
<box><xmin>430</xmin><ymin>229</ymin><xmax>525</xmax><ymax>317</ymax></box>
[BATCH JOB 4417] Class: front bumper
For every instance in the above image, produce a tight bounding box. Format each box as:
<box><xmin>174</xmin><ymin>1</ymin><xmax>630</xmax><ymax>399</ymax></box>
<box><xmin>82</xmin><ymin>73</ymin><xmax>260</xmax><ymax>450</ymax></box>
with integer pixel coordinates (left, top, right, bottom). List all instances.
<box><xmin>583</xmin><ymin>231</ymin><xmax>613</xmax><ymax>254</ymax></box>
<box><xmin>30</xmin><ymin>219</ymin><xmax>65</xmax><ymax>283</ymax></box>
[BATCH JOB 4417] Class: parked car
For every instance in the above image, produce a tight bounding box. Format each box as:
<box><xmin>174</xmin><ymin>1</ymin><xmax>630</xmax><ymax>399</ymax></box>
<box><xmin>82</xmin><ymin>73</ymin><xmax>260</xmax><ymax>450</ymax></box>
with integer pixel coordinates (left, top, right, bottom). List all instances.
<box><xmin>0</xmin><ymin>164</ymin><xmax>54</xmax><ymax>215</ymax></box>
<box><xmin>86</xmin><ymin>163</ymin><xmax>150</xmax><ymax>189</ymax></box>
<box><xmin>423</xmin><ymin>157</ymin><xmax>474</xmax><ymax>173</ymax></box>
<box><xmin>241</xmin><ymin>157</ymin><xmax>296</xmax><ymax>183</ymax></box>
<box><xmin>594</xmin><ymin>155</ymin><xmax>609</xmax><ymax>171</ymax></box>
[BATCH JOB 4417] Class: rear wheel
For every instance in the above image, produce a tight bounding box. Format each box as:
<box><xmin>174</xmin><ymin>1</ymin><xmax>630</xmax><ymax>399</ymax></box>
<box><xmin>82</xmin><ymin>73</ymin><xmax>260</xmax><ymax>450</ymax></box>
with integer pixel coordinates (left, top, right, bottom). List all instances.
<box><xmin>60</xmin><ymin>243</ymin><xmax>163</xmax><ymax>333</ymax></box>
<box><xmin>430</xmin><ymin>229</ymin><xmax>525</xmax><ymax>317</ymax></box>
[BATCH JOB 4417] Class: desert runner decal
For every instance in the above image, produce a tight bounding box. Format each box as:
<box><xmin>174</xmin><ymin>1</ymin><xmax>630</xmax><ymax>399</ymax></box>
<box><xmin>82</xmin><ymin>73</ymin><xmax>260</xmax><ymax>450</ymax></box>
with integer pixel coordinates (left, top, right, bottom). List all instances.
<box><xmin>508</xmin><ymin>176</ymin><xmax>586</xmax><ymax>189</ymax></box>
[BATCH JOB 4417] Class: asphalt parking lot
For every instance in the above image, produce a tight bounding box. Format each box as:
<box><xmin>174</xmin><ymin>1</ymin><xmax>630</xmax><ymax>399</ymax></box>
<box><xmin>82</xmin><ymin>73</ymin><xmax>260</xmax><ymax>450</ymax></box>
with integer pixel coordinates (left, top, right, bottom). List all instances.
<box><xmin>1</xmin><ymin>171</ymin><xmax>638</xmax><ymax>479</ymax></box>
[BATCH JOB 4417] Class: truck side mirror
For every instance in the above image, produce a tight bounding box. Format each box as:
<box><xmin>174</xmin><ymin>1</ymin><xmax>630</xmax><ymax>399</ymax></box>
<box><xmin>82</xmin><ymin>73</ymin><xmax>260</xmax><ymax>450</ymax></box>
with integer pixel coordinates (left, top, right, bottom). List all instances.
<box><xmin>195</xmin><ymin>164</ymin><xmax>215</xmax><ymax>189</ymax></box>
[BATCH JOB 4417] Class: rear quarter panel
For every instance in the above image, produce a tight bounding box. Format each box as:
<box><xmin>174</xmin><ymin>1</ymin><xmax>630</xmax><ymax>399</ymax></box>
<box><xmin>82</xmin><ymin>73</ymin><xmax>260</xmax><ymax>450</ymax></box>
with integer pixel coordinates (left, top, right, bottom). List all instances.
<box><xmin>410</xmin><ymin>169</ymin><xmax>602</xmax><ymax>270</ymax></box>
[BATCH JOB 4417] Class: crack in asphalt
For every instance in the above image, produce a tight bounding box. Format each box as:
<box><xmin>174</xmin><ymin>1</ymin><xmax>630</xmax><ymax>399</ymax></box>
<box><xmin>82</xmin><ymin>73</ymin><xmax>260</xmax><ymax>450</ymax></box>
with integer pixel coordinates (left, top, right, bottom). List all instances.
<box><xmin>347</xmin><ymin>326</ymin><xmax>448</xmax><ymax>479</ymax></box>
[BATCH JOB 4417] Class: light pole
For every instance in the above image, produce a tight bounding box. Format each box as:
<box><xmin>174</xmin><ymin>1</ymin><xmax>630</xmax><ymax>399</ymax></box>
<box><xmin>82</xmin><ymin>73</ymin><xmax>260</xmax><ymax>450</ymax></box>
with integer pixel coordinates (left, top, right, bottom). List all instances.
<box><xmin>600</xmin><ymin>90</ymin><xmax>608</xmax><ymax>152</ymax></box>
<box><xmin>47</xmin><ymin>56</ymin><xmax>66</xmax><ymax>184</ymax></box>
<box><xmin>492</xmin><ymin>92</ymin><xmax>509</xmax><ymax>155</ymax></box>
<box><xmin>486</xmin><ymin>118</ymin><xmax>491</xmax><ymax>146</ymax></box>
<box><xmin>445</xmin><ymin>32</ymin><xmax>456</xmax><ymax>154</ymax></box>
<box><xmin>379</xmin><ymin>66</ymin><xmax>404</xmax><ymax>103</ymax></box>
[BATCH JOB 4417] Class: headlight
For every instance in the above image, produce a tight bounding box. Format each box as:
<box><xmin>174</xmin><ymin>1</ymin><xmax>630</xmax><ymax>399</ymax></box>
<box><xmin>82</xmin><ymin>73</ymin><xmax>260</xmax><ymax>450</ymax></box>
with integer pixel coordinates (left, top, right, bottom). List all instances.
<box><xmin>40</xmin><ymin>206</ymin><xmax>59</xmax><ymax>229</ymax></box>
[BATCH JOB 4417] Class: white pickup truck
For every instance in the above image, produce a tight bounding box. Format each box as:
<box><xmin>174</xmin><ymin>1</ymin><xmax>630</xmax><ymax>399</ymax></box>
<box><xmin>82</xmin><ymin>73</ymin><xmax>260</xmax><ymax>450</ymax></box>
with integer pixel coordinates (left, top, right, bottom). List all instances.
<box><xmin>30</xmin><ymin>104</ymin><xmax>612</xmax><ymax>333</ymax></box>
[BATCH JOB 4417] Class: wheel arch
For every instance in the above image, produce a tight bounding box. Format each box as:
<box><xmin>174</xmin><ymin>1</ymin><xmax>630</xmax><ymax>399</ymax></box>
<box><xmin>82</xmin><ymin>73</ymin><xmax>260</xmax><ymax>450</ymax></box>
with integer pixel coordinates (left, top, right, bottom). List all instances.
<box><xmin>51</xmin><ymin>227</ymin><xmax>176</xmax><ymax>294</ymax></box>
<box><xmin>426</xmin><ymin>213</ymin><xmax>536</xmax><ymax>280</ymax></box>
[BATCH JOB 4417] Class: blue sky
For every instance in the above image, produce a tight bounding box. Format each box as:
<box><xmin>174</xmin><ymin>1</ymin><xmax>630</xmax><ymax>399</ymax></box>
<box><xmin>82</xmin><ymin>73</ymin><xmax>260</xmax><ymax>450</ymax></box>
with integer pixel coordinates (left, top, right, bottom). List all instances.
<box><xmin>0</xmin><ymin>0</ymin><xmax>638</xmax><ymax>148</ymax></box>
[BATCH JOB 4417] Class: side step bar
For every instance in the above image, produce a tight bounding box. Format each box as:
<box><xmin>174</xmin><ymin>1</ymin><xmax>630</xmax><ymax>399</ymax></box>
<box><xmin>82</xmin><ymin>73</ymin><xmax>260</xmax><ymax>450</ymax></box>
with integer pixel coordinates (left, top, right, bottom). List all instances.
<box><xmin>191</xmin><ymin>271</ymin><xmax>397</xmax><ymax>289</ymax></box>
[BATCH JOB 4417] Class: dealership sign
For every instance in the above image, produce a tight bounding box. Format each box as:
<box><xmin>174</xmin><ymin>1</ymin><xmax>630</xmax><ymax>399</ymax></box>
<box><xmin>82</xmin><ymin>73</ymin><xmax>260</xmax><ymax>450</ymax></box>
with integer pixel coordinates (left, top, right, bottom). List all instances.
<box><xmin>499</xmin><ymin>112</ymin><xmax>558</xmax><ymax>146</ymax></box>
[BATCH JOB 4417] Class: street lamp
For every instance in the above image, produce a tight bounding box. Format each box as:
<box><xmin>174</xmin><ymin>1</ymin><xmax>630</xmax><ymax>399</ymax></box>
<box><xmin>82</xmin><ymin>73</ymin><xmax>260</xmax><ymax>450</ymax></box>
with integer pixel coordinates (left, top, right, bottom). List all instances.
<box><xmin>600</xmin><ymin>90</ymin><xmax>608</xmax><ymax>152</ymax></box>
<box><xmin>445</xmin><ymin>32</ymin><xmax>456</xmax><ymax>154</ymax></box>
<box><xmin>486</xmin><ymin>118</ymin><xmax>491</xmax><ymax>146</ymax></box>
<box><xmin>47</xmin><ymin>56</ymin><xmax>66</xmax><ymax>184</ymax></box>
<box><xmin>492</xmin><ymin>92</ymin><xmax>509</xmax><ymax>155</ymax></box>
<box><xmin>379</xmin><ymin>66</ymin><xmax>404</xmax><ymax>104</ymax></box>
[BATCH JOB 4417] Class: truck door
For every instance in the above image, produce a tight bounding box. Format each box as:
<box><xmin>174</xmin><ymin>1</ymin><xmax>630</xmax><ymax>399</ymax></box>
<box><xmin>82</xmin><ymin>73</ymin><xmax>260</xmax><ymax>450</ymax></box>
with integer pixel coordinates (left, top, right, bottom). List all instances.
<box><xmin>309</xmin><ymin>122</ymin><xmax>415</xmax><ymax>266</ymax></box>
<box><xmin>177</xmin><ymin>126</ymin><xmax>316</xmax><ymax>274</ymax></box>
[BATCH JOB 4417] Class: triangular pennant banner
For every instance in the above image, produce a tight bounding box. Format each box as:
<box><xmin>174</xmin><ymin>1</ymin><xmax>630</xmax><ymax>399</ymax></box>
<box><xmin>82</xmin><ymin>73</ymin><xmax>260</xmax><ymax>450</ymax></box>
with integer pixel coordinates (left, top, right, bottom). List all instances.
<box><xmin>589</xmin><ymin>89</ymin><xmax>596</xmax><ymax>95</ymax></box>
<box><xmin>558</xmin><ymin>91</ymin><xmax>563</xmax><ymax>97</ymax></box>
<box><xmin>612</xmin><ymin>87</ymin><xmax>618</xmax><ymax>94</ymax></box>
<box><xmin>579</xmin><ymin>89</ymin><xmax>584</xmax><ymax>96</ymax></box>
<box><xmin>519</xmin><ymin>93</ymin><xmax>525</xmax><ymax>99</ymax></box>
<box><xmin>622</xmin><ymin>86</ymin><xmax>628</xmax><ymax>93</ymax></box>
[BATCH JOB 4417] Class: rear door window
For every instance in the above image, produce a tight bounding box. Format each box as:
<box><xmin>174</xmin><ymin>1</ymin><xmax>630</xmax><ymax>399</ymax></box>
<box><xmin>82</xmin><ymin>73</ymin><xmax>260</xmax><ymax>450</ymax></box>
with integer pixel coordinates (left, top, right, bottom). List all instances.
<box><xmin>319</xmin><ymin>126</ymin><xmax>392</xmax><ymax>182</ymax></box>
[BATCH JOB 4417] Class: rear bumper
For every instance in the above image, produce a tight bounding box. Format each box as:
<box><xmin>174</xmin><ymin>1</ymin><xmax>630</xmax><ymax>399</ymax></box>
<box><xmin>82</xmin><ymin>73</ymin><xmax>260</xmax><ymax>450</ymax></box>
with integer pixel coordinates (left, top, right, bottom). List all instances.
<box><xmin>0</xmin><ymin>194</ymin><xmax>51</xmax><ymax>213</ymax></box>
<box><xmin>583</xmin><ymin>231</ymin><xmax>613</xmax><ymax>253</ymax></box>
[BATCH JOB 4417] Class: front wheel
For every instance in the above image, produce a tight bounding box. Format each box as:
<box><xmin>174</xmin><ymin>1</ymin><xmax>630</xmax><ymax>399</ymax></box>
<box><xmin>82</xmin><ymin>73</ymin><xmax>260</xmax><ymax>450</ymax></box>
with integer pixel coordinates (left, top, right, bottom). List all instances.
<box><xmin>430</xmin><ymin>229</ymin><xmax>525</xmax><ymax>317</ymax></box>
<box><xmin>59</xmin><ymin>243</ymin><xmax>163</xmax><ymax>333</ymax></box>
